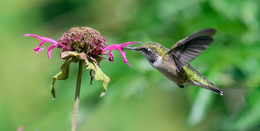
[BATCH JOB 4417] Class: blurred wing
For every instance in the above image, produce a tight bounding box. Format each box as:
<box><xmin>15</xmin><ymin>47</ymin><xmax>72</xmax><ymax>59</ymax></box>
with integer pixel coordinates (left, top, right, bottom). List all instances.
<box><xmin>169</xmin><ymin>28</ymin><xmax>216</xmax><ymax>72</ymax></box>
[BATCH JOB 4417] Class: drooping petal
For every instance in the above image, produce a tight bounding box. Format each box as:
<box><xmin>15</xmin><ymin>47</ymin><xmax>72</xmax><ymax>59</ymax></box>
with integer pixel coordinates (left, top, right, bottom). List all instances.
<box><xmin>108</xmin><ymin>50</ymin><xmax>114</xmax><ymax>62</ymax></box>
<box><xmin>33</xmin><ymin>41</ymin><xmax>45</xmax><ymax>54</ymax></box>
<box><xmin>23</xmin><ymin>34</ymin><xmax>58</xmax><ymax>58</ymax></box>
<box><xmin>47</xmin><ymin>44</ymin><xmax>58</xmax><ymax>58</ymax></box>
<box><xmin>103</xmin><ymin>42</ymin><xmax>135</xmax><ymax>66</ymax></box>
<box><xmin>118</xmin><ymin>48</ymin><xmax>131</xmax><ymax>67</ymax></box>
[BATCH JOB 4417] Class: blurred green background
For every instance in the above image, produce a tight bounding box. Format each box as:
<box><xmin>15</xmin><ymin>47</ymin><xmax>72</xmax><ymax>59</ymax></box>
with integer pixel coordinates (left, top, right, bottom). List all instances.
<box><xmin>1</xmin><ymin>0</ymin><xmax>260</xmax><ymax>130</ymax></box>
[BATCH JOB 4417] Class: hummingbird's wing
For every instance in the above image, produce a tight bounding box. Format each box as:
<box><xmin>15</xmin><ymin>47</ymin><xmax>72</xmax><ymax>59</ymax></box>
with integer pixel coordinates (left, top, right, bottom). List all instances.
<box><xmin>169</xmin><ymin>28</ymin><xmax>216</xmax><ymax>72</ymax></box>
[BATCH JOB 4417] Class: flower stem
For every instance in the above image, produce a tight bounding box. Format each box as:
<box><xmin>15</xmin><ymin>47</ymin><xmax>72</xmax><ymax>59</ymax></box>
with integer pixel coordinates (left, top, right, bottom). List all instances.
<box><xmin>71</xmin><ymin>60</ymin><xmax>83</xmax><ymax>131</ymax></box>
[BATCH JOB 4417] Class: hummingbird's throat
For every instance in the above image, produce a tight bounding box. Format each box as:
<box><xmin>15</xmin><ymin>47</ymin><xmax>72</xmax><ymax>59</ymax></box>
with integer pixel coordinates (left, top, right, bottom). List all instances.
<box><xmin>150</xmin><ymin>55</ymin><xmax>162</xmax><ymax>68</ymax></box>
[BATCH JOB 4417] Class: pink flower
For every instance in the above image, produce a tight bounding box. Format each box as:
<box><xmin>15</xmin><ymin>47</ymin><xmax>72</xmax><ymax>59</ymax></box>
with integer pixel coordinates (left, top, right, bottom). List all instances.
<box><xmin>23</xmin><ymin>27</ymin><xmax>136</xmax><ymax>99</ymax></box>
<box><xmin>103</xmin><ymin>42</ymin><xmax>135</xmax><ymax>67</ymax></box>
<box><xmin>22</xmin><ymin>34</ymin><xmax>58</xmax><ymax>58</ymax></box>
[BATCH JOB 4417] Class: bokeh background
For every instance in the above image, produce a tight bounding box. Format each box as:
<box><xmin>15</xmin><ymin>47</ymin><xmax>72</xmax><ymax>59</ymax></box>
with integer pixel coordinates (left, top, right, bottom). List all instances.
<box><xmin>1</xmin><ymin>0</ymin><xmax>260</xmax><ymax>130</ymax></box>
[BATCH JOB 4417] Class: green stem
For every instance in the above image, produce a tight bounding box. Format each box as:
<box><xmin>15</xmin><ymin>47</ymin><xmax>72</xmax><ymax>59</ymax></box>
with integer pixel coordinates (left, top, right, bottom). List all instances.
<box><xmin>71</xmin><ymin>60</ymin><xmax>83</xmax><ymax>131</ymax></box>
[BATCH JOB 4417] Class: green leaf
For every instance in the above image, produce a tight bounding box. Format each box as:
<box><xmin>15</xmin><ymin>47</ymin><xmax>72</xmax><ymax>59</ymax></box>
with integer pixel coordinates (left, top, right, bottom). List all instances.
<box><xmin>85</xmin><ymin>60</ymin><xmax>110</xmax><ymax>97</ymax></box>
<box><xmin>51</xmin><ymin>58</ymin><xmax>74</xmax><ymax>99</ymax></box>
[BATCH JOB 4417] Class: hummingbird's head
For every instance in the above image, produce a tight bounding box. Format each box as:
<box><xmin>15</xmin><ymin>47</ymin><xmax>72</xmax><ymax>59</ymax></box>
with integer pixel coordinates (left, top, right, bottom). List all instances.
<box><xmin>124</xmin><ymin>42</ymin><xmax>168</xmax><ymax>67</ymax></box>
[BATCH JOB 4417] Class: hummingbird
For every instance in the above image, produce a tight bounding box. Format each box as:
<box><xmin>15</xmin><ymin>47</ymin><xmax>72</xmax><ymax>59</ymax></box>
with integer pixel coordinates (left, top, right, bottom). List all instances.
<box><xmin>124</xmin><ymin>28</ymin><xmax>223</xmax><ymax>95</ymax></box>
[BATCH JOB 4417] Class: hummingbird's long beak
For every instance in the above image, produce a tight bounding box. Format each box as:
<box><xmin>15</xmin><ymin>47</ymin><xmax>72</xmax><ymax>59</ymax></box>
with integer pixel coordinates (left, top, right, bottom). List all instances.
<box><xmin>123</xmin><ymin>46</ymin><xmax>140</xmax><ymax>51</ymax></box>
<box><xmin>123</xmin><ymin>41</ymin><xmax>143</xmax><ymax>51</ymax></box>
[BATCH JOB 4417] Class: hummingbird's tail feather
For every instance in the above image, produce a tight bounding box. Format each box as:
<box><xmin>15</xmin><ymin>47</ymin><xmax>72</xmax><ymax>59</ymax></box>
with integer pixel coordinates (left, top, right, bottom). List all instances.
<box><xmin>184</xmin><ymin>65</ymin><xmax>223</xmax><ymax>95</ymax></box>
<box><xmin>188</xmin><ymin>80</ymin><xmax>223</xmax><ymax>95</ymax></box>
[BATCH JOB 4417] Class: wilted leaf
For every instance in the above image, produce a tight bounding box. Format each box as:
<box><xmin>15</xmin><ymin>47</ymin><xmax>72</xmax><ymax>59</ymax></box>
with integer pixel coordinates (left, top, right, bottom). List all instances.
<box><xmin>60</xmin><ymin>51</ymin><xmax>110</xmax><ymax>97</ymax></box>
<box><xmin>51</xmin><ymin>58</ymin><xmax>74</xmax><ymax>99</ymax></box>
<box><xmin>85</xmin><ymin>61</ymin><xmax>110</xmax><ymax>97</ymax></box>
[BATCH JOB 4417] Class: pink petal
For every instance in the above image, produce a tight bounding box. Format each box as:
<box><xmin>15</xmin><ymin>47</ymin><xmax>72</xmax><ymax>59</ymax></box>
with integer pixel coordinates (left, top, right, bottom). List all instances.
<box><xmin>23</xmin><ymin>34</ymin><xmax>57</xmax><ymax>44</ymax></box>
<box><xmin>47</xmin><ymin>44</ymin><xmax>57</xmax><ymax>58</ymax></box>
<box><xmin>103</xmin><ymin>42</ymin><xmax>135</xmax><ymax>67</ymax></box>
<box><xmin>103</xmin><ymin>44</ymin><xmax>118</xmax><ymax>50</ymax></box>
<box><xmin>108</xmin><ymin>50</ymin><xmax>114</xmax><ymax>62</ymax></box>
<box><xmin>103</xmin><ymin>42</ymin><xmax>135</xmax><ymax>51</ymax></box>
<box><xmin>33</xmin><ymin>46</ymin><xmax>46</xmax><ymax>54</ymax></box>
<box><xmin>17</xmin><ymin>126</ymin><xmax>23</xmax><ymax>131</ymax></box>
<box><xmin>118</xmin><ymin>48</ymin><xmax>132</xmax><ymax>67</ymax></box>
<box><xmin>23</xmin><ymin>34</ymin><xmax>58</xmax><ymax>58</ymax></box>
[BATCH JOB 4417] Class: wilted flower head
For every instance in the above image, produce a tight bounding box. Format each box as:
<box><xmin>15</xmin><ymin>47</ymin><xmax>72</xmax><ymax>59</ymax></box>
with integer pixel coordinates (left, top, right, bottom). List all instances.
<box><xmin>23</xmin><ymin>27</ymin><xmax>135</xmax><ymax>98</ymax></box>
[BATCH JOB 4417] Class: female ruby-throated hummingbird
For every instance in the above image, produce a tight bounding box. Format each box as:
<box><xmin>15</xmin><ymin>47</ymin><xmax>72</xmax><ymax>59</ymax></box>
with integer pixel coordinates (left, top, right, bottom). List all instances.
<box><xmin>125</xmin><ymin>28</ymin><xmax>223</xmax><ymax>95</ymax></box>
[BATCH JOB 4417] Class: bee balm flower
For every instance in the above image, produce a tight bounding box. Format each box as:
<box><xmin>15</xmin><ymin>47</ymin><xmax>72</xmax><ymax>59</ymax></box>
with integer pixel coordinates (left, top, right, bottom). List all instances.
<box><xmin>23</xmin><ymin>27</ymin><xmax>135</xmax><ymax>98</ymax></box>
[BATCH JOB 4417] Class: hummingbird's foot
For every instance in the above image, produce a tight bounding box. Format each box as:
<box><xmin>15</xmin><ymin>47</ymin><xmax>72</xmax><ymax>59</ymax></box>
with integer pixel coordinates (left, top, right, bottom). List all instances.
<box><xmin>177</xmin><ymin>84</ymin><xmax>184</xmax><ymax>88</ymax></box>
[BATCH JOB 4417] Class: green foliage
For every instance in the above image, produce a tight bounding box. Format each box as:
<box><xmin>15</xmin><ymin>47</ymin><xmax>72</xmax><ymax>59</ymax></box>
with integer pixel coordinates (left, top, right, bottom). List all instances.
<box><xmin>0</xmin><ymin>0</ymin><xmax>260</xmax><ymax>131</ymax></box>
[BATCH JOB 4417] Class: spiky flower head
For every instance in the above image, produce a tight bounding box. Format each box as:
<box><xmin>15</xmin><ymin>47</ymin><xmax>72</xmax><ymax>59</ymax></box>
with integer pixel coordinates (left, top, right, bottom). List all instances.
<box><xmin>58</xmin><ymin>27</ymin><xmax>107</xmax><ymax>62</ymax></box>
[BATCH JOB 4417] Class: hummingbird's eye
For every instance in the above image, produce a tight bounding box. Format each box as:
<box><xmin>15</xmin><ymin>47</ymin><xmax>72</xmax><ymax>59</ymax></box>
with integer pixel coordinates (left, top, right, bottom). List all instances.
<box><xmin>141</xmin><ymin>48</ymin><xmax>149</xmax><ymax>53</ymax></box>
